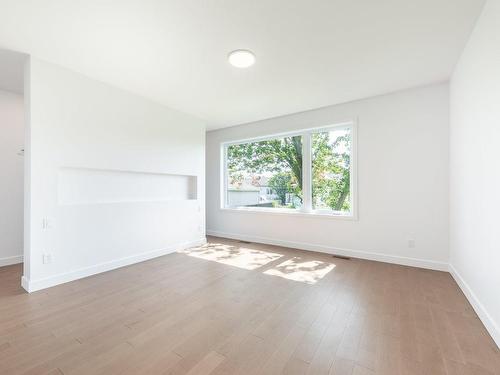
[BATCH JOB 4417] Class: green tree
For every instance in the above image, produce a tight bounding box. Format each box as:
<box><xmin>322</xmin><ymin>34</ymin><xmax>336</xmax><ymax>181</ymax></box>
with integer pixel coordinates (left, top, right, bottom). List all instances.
<box><xmin>227</xmin><ymin>136</ymin><xmax>303</xmax><ymax>201</ymax></box>
<box><xmin>312</xmin><ymin>132</ymin><xmax>351</xmax><ymax>211</ymax></box>
<box><xmin>227</xmin><ymin>131</ymin><xmax>351</xmax><ymax>211</ymax></box>
<box><xmin>268</xmin><ymin>172</ymin><xmax>294</xmax><ymax>205</ymax></box>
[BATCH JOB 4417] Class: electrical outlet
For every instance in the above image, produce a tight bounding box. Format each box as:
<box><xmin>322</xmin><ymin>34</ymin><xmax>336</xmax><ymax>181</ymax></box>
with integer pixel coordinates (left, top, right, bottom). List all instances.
<box><xmin>42</xmin><ymin>253</ymin><xmax>52</xmax><ymax>264</ymax></box>
<box><xmin>408</xmin><ymin>239</ymin><xmax>416</xmax><ymax>248</ymax></box>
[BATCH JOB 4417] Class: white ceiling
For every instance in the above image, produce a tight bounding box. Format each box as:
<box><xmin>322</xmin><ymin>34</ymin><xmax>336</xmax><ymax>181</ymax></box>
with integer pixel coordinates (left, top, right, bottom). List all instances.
<box><xmin>0</xmin><ymin>49</ymin><xmax>26</xmax><ymax>94</ymax></box>
<box><xmin>0</xmin><ymin>0</ymin><xmax>485</xmax><ymax>129</ymax></box>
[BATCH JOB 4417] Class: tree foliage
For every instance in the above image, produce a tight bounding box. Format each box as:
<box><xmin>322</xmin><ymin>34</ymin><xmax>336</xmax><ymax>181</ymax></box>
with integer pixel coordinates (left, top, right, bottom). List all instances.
<box><xmin>312</xmin><ymin>132</ymin><xmax>351</xmax><ymax>211</ymax></box>
<box><xmin>227</xmin><ymin>136</ymin><xmax>302</xmax><ymax>188</ymax></box>
<box><xmin>268</xmin><ymin>172</ymin><xmax>294</xmax><ymax>206</ymax></box>
<box><xmin>227</xmin><ymin>131</ymin><xmax>351</xmax><ymax>211</ymax></box>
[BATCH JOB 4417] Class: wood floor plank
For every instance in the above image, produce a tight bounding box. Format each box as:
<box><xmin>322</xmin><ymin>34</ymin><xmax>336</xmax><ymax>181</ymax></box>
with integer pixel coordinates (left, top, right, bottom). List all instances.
<box><xmin>0</xmin><ymin>236</ymin><xmax>498</xmax><ymax>375</ymax></box>
<box><xmin>185</xmin><ymin>351</ymin><xmax>226</xmax><ymax>375</ymax></box>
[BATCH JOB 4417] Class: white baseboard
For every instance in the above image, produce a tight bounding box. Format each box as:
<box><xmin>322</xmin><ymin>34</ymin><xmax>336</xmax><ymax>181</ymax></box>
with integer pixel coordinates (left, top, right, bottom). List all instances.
<box><xmin>21</xmin><ymin>275</ymin><xmax>30</xmax><ymax>291</ymax></box>
<box><xmin>449</xmin><ymin>264</ymin><xmax>500</xmax><ymax>349</ymax></box>
<box><xmin>206</xmin><ymin>230</ymin><xmax>449</xmax><ymax>272</ymax></box>
<box><xmin>22</xmin><ymin>237</ymin><xmax>206</xmax><ymax>293</ymax></box>
<box><xmin>0</xmin><ymin>254</ymin><xmax>23</xmax><ymax>267</ymax></box>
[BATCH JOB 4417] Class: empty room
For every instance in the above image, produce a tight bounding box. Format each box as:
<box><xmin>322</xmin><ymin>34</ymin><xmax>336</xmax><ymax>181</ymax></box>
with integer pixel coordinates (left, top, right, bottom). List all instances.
<box><xmin>0</xmin><ymin>0</ymin><xmax>499</xmax><ymax>374</ymax></box>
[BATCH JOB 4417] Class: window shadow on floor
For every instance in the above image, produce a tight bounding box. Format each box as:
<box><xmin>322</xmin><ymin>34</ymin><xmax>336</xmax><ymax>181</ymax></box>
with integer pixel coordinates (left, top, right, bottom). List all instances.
<box><xmin>179</xmin><ymin>242</ymin><xmax>336</xmax><ymax>285</ymax></box>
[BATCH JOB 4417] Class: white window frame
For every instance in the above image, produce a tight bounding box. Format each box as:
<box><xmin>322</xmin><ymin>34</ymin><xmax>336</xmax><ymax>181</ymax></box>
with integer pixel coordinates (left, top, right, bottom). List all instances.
<box><xmin>220</xmin><ymin>121</ymin><xmax>358</xmax><ymax>220</ymax></box>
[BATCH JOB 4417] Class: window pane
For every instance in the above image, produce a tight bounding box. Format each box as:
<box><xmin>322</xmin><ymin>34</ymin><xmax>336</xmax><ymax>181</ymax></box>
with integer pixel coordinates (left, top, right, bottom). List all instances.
<box><xmin>226</xmin><ymin>136</ymin><xmax>303</xmax><ymax>209</ymax></box>
<box><xmin>312</xmin><ymin>128</ymin><xmax>352</xmax><ymax>213</ymax></box>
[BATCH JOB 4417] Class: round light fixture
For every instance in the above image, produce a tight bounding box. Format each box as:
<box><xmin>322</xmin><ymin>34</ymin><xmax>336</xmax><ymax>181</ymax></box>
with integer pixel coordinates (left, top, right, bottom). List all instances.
<box><xmin>228</xmin><ymin>49</ymin><xmax>256</xmax><ymax>68</ymax></box>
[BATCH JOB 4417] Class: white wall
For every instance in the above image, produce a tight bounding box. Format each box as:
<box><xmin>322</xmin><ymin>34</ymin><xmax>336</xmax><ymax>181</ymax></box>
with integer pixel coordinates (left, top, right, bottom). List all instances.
<box><xmin>23</xmin><ymin>57</ymin><xmax>206</xmax><ymax>292</ymax></box>
<box><xmin>207</xmin><ymin>84</ymin><xmax>450</xmax><ymax>270</ymax></box>
<box><xmin>449</xmin><ymin>0</ymin><xmax>500</xmax><ymax>347</ymax></box>
<box><xmin>0</xmin><ymin>90</ymin><xmax>24</xmax><ymax>266</ymax></box>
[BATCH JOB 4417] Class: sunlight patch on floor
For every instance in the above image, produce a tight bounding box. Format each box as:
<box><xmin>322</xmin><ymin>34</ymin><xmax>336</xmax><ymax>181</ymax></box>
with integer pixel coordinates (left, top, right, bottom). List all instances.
<box><xmin>263</xmin><ymin>257</ymin><xmax>335</xmax><ymax>284</ymax></box>
<box><xmin>180</xmin><ymin>243</ymin><xmax>283</xmax><ymax>270</ymax></box>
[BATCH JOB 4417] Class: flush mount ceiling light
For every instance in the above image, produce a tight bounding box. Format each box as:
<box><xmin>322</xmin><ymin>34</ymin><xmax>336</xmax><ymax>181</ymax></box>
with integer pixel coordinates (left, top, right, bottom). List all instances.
<box><xmin>228</xmin><ymin>49</ymin><xmax>256</xmax><ymax>68</ymax></box>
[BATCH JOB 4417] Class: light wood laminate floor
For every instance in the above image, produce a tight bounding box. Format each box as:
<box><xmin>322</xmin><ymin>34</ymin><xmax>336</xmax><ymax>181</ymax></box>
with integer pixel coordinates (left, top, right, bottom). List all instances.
<box><xmin>1</xmin><ymin>236</ymin><xmax>499</xmax><ymax>375</ymax></box>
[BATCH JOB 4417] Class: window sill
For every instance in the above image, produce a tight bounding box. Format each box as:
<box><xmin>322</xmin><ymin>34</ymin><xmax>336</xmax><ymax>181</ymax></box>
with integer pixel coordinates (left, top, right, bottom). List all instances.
<box><xmin>220</xmin><ymin>207</ymin><xmax>358</xmax><ymax>221</ymax></box>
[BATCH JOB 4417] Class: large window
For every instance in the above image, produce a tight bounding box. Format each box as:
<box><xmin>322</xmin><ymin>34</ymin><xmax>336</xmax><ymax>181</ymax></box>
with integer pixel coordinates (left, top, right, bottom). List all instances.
<box><xmin>222</xmin><ymin>122</ymin><xmax>356</xmax><ymax>217</ymax></box>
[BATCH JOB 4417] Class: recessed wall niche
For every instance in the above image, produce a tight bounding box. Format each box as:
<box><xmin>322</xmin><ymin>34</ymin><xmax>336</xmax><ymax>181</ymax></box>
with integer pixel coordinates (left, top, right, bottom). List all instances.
<box><xmin>58</xmin><ymin>167</ymin><xmax>197</xmax><ymax>205</ymax></box>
